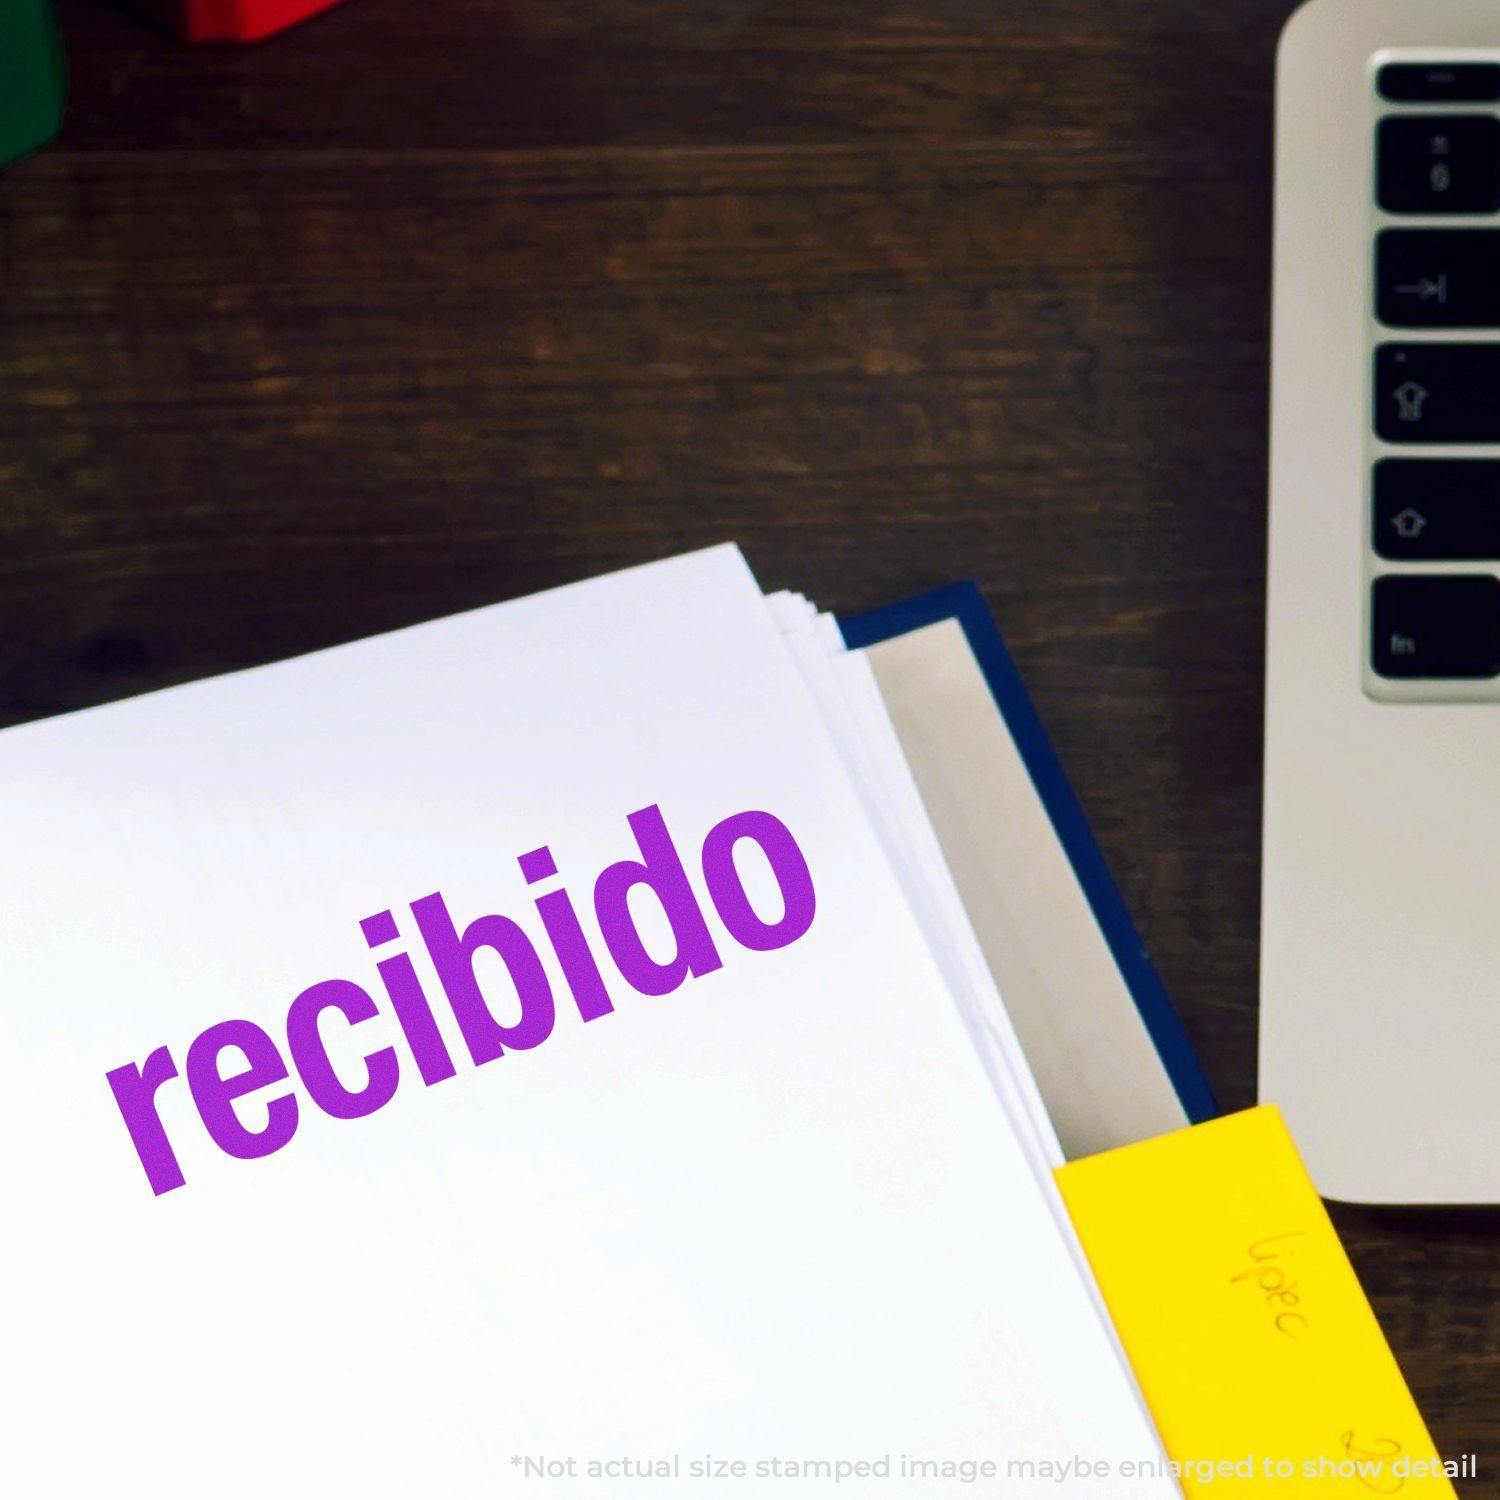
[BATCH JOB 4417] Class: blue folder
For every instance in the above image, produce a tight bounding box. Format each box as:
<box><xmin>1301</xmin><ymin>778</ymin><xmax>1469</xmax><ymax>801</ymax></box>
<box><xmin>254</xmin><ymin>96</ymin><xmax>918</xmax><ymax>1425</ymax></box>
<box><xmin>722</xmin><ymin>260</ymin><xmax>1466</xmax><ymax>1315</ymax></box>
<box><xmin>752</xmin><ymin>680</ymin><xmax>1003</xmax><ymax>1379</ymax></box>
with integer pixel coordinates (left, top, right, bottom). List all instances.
<box><xmin>840</xmin><ymin>582</ymin><xmax>1217</xmax><ymax>1129</ymax></box>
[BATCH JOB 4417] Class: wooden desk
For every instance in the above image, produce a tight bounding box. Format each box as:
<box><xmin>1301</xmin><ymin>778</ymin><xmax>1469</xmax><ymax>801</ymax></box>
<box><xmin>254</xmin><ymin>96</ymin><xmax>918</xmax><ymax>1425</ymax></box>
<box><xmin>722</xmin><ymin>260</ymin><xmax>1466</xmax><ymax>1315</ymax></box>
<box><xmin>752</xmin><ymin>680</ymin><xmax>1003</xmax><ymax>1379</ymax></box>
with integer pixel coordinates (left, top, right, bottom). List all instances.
<box><xmin>2</xmin><ymin>0</ymin><xmax>1495</xmax><ymax>1461</ymax></box>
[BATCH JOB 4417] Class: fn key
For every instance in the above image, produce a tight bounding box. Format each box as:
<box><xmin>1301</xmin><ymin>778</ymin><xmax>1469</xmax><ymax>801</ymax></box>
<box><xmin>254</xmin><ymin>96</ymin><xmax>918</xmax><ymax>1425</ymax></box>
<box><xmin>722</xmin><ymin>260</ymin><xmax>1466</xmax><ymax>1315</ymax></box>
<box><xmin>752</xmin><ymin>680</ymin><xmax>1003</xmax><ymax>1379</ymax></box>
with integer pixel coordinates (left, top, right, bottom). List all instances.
<box><xmin>1373</xmin><ymin>575</ymin><xmax>1500</xmax><ymax>679</ymax></box>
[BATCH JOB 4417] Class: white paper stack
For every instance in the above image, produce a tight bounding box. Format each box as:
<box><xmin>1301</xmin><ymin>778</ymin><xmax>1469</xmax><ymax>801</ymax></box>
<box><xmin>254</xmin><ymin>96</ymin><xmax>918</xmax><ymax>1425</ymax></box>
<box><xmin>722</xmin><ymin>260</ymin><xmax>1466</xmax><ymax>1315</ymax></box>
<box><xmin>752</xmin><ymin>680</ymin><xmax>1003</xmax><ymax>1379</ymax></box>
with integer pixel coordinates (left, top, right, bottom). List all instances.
<box><xmin>0</xmin><ymin>546</ymin><xmax>1178</xmax><ymax>1498</ymax></box>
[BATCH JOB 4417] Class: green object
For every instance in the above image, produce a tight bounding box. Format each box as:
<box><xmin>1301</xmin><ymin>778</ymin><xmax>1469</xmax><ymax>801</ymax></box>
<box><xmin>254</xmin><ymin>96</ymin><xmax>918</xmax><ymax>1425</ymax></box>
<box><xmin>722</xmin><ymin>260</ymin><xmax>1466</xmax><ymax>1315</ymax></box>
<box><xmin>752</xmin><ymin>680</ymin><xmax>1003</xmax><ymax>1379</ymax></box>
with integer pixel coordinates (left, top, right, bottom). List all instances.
<box><xmin>1</xmin><ymin>0</ymin><xmax>66</xmax><ymax>169</ymax></box>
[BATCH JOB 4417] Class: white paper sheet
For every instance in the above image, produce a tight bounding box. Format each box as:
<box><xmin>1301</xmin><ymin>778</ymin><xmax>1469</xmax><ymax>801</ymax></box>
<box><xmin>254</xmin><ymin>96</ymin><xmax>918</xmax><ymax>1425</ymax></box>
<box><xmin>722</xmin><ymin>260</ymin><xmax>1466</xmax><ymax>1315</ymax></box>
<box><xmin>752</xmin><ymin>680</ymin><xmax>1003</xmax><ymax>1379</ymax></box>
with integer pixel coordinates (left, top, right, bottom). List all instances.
<box><xmin>0</xmin><ymin>546</ymin><xmax>1176</xmax><ymax>1498</ymax></box>
<box><xmin>766</xmin><ymin>595</ymin><xmax>1146</xmax><ymax>1402</ymax></box>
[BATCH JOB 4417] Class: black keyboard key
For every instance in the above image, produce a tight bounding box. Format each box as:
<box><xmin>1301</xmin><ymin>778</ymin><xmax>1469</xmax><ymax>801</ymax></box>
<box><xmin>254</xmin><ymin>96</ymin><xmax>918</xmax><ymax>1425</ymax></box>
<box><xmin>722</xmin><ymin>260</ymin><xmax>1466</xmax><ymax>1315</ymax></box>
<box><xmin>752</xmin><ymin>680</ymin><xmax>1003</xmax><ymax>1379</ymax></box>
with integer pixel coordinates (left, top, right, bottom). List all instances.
<box><xmin>1372</xmin><ymin>575</ymin><xmax>1500</xmax><ymax>679</ymax></box>
<box><xmin>1375</xmin><ymin>344</ymin><xmax>1500</xmax><ymax>442</ymax></box>
<box><xmin>1378</xmin><ymin>63</ymin><xmax>1500</xmax><ymax>104</ymax></box>
<box><xmin>1375</xmin><ymin>460</ymin><xmax>1500</xmax><ymax>559</ymax></box>
<box><xmin>1377</xmin><ymin>115</ymin><xmax>1500</xmax><ymax>213</ymax></box>
<box><xmin>1377</xmin><ymin>230</ymin><xmax>1500</xmax><ymax>327</ymax></box>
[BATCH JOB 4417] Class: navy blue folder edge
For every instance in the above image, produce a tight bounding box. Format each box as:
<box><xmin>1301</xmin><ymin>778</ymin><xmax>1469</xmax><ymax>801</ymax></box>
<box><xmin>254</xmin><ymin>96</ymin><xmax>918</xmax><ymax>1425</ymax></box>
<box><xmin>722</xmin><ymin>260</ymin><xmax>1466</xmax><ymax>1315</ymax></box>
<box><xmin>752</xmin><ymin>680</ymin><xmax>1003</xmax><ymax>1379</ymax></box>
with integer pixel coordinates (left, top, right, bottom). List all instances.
<box><xmin>839</xmin><ymin>582</ymin><xmax>1219</xmax><ymax>1125</ymax></box>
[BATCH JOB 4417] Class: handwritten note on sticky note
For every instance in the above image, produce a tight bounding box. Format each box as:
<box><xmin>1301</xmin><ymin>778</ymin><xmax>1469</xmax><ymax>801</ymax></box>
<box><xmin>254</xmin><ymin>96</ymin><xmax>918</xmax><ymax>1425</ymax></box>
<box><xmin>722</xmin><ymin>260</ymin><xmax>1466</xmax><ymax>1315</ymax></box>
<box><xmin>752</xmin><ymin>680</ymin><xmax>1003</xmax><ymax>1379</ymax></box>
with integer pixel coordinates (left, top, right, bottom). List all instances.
<box><xmin>1056</xmin><ymin>1106</ymin><xmax>1458</xmax><ymax>1497</ymax></box>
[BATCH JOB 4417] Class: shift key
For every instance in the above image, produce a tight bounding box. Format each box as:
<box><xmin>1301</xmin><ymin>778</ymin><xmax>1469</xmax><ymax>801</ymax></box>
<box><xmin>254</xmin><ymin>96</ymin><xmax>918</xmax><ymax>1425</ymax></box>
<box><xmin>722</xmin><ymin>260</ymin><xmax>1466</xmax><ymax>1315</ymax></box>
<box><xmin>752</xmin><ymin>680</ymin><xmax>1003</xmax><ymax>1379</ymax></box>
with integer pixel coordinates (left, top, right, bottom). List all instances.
<box><xmin>1376</xmin><ymin>344</ymin><xmax>1500</xmax><ymax>441</ymax></box>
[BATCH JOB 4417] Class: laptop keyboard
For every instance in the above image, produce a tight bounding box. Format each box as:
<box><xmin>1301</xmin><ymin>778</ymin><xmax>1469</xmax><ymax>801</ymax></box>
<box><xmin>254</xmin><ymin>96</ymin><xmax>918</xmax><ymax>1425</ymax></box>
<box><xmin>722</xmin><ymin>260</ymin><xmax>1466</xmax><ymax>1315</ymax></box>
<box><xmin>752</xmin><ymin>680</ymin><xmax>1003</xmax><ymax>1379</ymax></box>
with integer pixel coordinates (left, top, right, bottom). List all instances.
<box><xmin>1371</xmin><ymin>63</ymin><xmax>1500</xmax><ymax>685</ymax></box>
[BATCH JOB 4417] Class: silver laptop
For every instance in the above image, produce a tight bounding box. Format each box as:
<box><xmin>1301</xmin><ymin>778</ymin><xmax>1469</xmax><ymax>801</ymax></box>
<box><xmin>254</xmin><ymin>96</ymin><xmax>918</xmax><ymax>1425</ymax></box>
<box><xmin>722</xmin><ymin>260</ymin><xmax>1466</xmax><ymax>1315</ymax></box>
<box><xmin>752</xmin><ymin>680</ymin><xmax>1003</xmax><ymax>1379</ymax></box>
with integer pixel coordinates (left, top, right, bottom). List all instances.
<box><xmin>1264</xmin><ymin>0</ymin><xmax>1500</xmax><ymax>1203</ymax></box>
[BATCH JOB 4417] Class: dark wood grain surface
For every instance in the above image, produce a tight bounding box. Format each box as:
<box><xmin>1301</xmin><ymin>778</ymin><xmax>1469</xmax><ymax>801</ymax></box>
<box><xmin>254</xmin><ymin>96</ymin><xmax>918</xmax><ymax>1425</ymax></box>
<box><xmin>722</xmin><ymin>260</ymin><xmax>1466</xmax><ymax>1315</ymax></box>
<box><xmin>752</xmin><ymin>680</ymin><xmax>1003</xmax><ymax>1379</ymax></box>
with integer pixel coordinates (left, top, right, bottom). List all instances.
<box><xmin>3</xmin><ymin>0</ymin><xmax>1497</xmax><ymax>1469</ymax></box>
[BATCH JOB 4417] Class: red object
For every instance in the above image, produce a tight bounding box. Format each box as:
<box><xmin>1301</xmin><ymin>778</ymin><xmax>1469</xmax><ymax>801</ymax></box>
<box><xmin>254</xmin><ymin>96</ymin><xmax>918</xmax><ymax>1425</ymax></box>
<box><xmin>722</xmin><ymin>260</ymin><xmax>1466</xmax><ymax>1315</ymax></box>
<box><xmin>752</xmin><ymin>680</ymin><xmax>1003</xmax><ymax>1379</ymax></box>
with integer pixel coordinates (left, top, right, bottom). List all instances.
<box><xmin>129</xmin><ymin>0</ymin><xmax>350</xmax><ymax>42</ymax></box>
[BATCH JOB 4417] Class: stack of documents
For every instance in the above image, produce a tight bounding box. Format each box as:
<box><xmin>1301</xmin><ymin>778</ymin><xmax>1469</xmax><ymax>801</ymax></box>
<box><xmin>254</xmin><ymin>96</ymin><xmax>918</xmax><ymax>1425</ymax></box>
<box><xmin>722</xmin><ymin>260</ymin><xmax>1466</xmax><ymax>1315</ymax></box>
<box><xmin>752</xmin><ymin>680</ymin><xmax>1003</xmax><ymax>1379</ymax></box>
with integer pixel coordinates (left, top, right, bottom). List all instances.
<box><xmin>0</xmin><ymin>545</ymin><xmax>1448</xmax><ymax>1497</ymax></box>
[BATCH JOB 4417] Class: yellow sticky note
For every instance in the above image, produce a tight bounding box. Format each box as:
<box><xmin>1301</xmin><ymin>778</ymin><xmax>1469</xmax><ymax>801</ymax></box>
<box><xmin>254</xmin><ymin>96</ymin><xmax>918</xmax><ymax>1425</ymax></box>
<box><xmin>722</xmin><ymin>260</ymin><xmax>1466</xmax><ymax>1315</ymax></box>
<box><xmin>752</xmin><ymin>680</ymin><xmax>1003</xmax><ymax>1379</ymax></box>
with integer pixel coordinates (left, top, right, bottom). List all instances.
<box><xmin>1055</xmin><ymin>1106</ymin><xmax>1457</xmax><ymax>1497</ymax></box>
